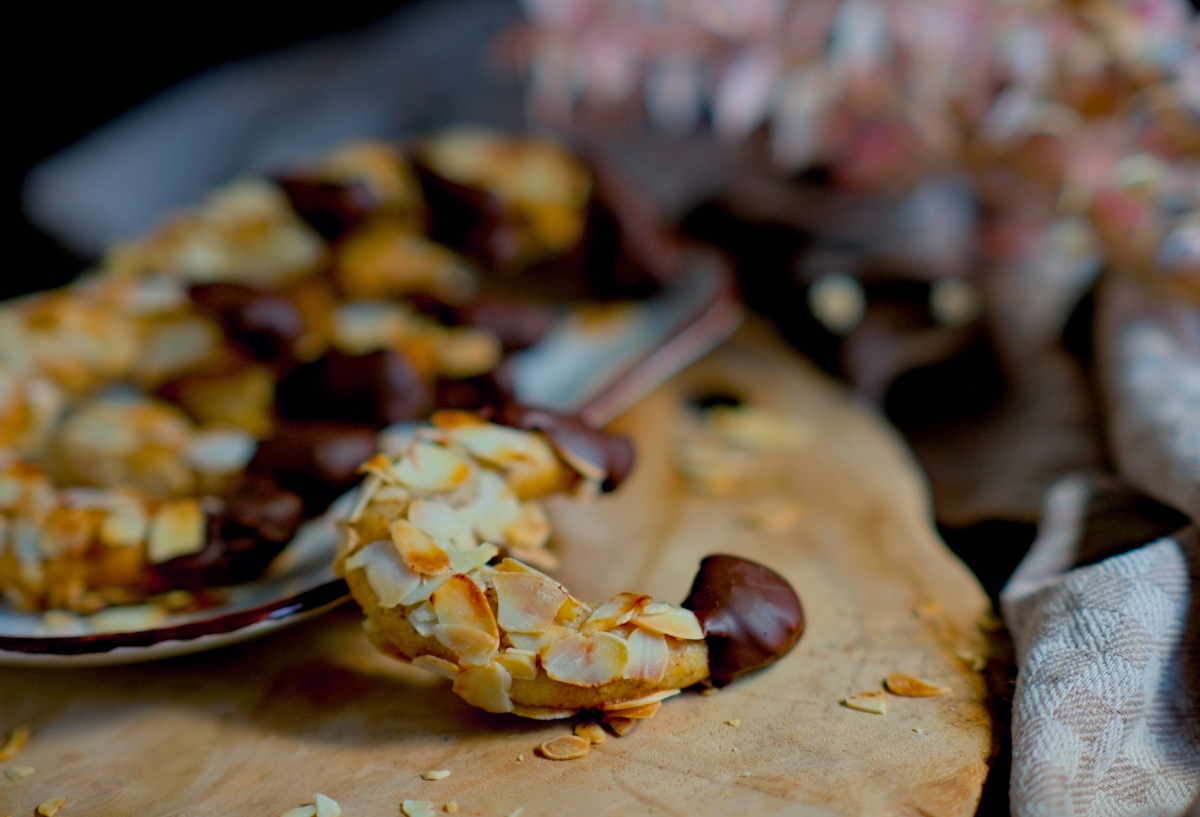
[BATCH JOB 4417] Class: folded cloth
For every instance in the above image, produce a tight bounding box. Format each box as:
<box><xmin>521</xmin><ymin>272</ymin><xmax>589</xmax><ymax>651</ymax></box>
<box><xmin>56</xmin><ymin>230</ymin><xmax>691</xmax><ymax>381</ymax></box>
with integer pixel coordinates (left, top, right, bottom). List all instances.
<box><xmin>1002</xmin><ymin>274</ymin><xmax>1200</xmax><ymax>817</ymax></box>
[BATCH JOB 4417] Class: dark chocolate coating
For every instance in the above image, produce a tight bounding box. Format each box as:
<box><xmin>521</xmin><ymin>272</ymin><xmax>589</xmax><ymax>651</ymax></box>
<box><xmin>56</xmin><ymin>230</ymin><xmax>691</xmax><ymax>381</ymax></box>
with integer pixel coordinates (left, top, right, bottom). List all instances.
<box><xmin>274</xmin><ymin>349</ymin><xmax>433</xmax><ymax>427</ymax></box>
<box><xmin>492</xmin><ymin>403</ymin><xmax>635</xmax><ymax>491</ymax></box>
<box><xmin>148</xmin><ymin>475</ymin><xmax>305</xmax><ymax>591</ymax></box>
<box><xmin>250</xmin><ymin>421</ymin><xmax>379</xmax><ymax>512</ymax></box>
<box><xmin>682</xmin><ymin>554</ymin><xmax>804</xmax><ymax>687</ymax></box>
<box><xmin>189</xmin><ymin>283</ymin><xmax>306</xmax><ymax>373</ymax></box>
<box><xmin>274</xmin><ymin>175</ymin><xmax>378</xmax><ymax>241</ymax></box>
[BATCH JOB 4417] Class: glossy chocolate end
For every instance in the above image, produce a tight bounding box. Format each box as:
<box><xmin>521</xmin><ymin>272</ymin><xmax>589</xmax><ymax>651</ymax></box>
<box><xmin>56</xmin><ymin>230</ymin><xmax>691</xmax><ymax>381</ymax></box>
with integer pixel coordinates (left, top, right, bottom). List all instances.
<box><xmin>492</xmin><ymin>403</ymin><xmax>635</xmax><ymax>491</ymax></box>
<box><xmin>682</xmin><ymin>554</ymin><xmax>804</xmax><ymax>687</ymax></box>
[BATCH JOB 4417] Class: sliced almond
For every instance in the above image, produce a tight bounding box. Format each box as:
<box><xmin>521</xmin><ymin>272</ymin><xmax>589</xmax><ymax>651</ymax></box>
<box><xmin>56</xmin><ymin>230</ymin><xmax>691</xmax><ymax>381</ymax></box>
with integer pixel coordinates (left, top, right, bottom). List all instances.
<box><xmin>574</xmin><ymin>722</ymin><xmax>607</xmax><ymax>745</ymax></box>
<box><xmin>542</xmin><ymin>632</ymin><xmax>629</xmax><ymax>687</ymax></box>
<box><xmin>494</xmin><ymin>648</ymin><xmax>538</xmax><ymax>681</ymax></box>
<box><xmin>390</xmin><ymin>519</ymin><xmax>451</xmax><ymax>577</ymax></box>
<box><xmin>510</xmin><ymin>705</ymin><xmax>578</xmax><ymax>720</ymax></box>
<box><xmin>632</xmin><ymin>605</ymin><xmax>704</xmax><ymax>640</ymax></box>
<box><xmin>444</xmin><ymin>803</ymin><xmax>458</xmax><ymax>813</ymax></box>
<box><xmin>314</xmin><ymin>794</ymin><xmax>341</xmax><ymax>817</ymax></box>
<box><xmin>537</xmin><ymin>735</ymin><xmax>590</xmax><ymax>761</ymax></box>
<box><xmin>885</xmin><ymin>674</ymin><xmax>950</xmax><ymax>697</ymax></box>
<box><xmin>432</xmin><ymin>624</ymin><xmax>499</xmax><ymax>667</ymax></box>
<box><xmin>36</xmin><ymin>797</ymin><xmax>67</xmax><ymax>817</ymax></box>
<box><xmin>392</xmin><ymin>441</ymin><xmax>472</xmax><ymax>493</ymax></box>
<box><xmin>0</xmin><ymin>726</ymin><xmax>30</xmax><ymax>762</ymax></box>
<box><xmin>492</xmin><ymin>572</ymin><xmax>568</xmax><ymax>634</ymax></box>
<box><xmin>402</xmin><ymin>801</ymin><xmax>437</xmax><ymax>817</ymax></box>
<box><xmin>606</xmin><ymin>717</ymin><xmax>639</xmax><ymax>737</ymax></box>
<box><xmin>146</xmin><ymin>499</ymin><xmax>206</xmax><ymax>564</ymax></box>
<box><xmin>502</xmin><ymin>502</ymin><xmax>551</xmax><ymax>550</ymax></box>
<box><xmin>412</xmin><ymin>654</ymin><xmax>461</xmax><ymax>680</ymax></box>
<box><xmin>409</xmin><ymin>601</ymin><xmax>438</xmax><ymax>636</ymax></box>
<box><xmin>344</xmin><ymin>541</ymin><xmax>421</xmax><ymax>608</ymax></box>
<box><xmin>843</xmin><ymin>691</ymin><xmax>889</xmax><ymax>715</ymax></box>
<box><xmin>452</xmin><ymin>662</ymin><xmax>513</xmax><ymax>713</ymax></box>
<box><xmin>607</xmin><ymin>701</ymin><xmax>661</xmax><ymax>720</ymax></box>
<box><xmin>4</xmin><ymin>765</ymin><xmax>34</xmax><ymax>781</ymax></box>
<box><xmin>407</xmin><ymin>498</ymin><xmax>468</xmax><ymax>541</ymax></box>
<box><xmin>421</xmin><ymin>770</ymin><xmax>451</xmax><ymax>781</ymax></box>
<box><xmin>98</xmin><ymin>505</ymin><xmax>149</xmax><ymax>548</ymax></box>
<box><xmin>622</xmin><ymin>627</ymin><xmax>669</xmax><ymax>683</ymax></box>
<box><xmin>600</xmin><ymin>689</ymin><xmax>680</xmax><ymax>711</ymax></box>
<box><xmin>446</xmin><ymin>543</ymin><xmax>498</xmax><ymax>575</ymax></box>
<box><xmin>580</xmin><ymin>593</ymin><xmax>650</xmax><ymax>635</ymax></box>
<box><xmin>431</xmin><ymin>574</ymin><xmax>498</xmax><ymax>638</ymax></box>
<box><xmin>506</xmin><ymin>624</ymin><xmax>573</xmax><ymax>653</ymax></box>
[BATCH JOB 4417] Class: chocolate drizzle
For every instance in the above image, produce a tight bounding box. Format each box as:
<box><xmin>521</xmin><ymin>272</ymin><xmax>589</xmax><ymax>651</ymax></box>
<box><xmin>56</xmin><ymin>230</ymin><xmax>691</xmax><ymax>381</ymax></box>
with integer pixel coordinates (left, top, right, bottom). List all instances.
<box><xmin>682</xmin><ymin>554</ymin><xmax>805</xmax><ymax>686</ymax></box>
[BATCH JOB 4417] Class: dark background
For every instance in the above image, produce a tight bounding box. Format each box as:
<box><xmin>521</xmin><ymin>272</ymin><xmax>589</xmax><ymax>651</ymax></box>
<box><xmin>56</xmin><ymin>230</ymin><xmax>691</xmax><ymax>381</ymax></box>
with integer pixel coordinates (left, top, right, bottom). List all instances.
<box><xmin>12</xmin><ymin>5</ymin><xmax>405</xmax><ymax>298</ymax></box>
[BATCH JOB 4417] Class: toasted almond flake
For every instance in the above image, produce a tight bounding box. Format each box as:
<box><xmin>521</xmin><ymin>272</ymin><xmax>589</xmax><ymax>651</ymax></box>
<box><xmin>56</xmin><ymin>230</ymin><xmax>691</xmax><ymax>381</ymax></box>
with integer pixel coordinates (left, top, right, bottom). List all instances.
<box><xmin>538</xmin><ymin>735</ymin><xmax>590</xmax><ymax>760</ymax></box>
<box><xmin>452</xmin><ymin>662</ymin><xmax>513</xmax><ymax>713</ymax></box>
<box><xmin>4</xmin><ymin>765</ymin><xmax>34</xmax><ymax>781</ymax></box>
<box><xmin>699</xmin><ymin>684</ymin><xmax>720</xmax><ymax>696</ymax></box>
<box><xmin>444</xmin><ymin>803</ymin><xmax>458</xmax><ymax>813</ymax></box>
<box><xmin>98</xmin><ymin>506</ymin><xmax>148</xmax><ymax>548</ymax></box>
<box><xmin>402</xmin><ymin>800</ymin><xmax>437</xmax><ymax>817</ymax></box>
<box><xmin>393</xmin><ymin>441</ymin><xmax>472</xmax><ymax>493</ymax></box>
<box><xmin>314</xmin><ymin>795</ymin><xmax>341</xmax><ymax>817</ymax></box>
<box><xmin>431</xmin><ymin>574</ymin><xmax>498</xmax><ymax>637</ymax></box>
<box><xmin>87</xmin><ymin>604</ymin><xmax>167</xmax><ymax>634</ymax></box>
<box><xmin>510</xmin><ymin>705</ymin><xmax>579</xmax><ymax>720</ymax></box>
<box><xmin>36</xmin><ymin>797</ymin><xmax>67</xmax><ymax>817</ymax></box>
<box><xmin>492</xmin><ymin>572</ymin><xmax>568</xmax><ymax>634</ymax></box>
<box><xmin>606</xmin><ymin>717</ymin><xmax>638</xmax><ymax>737</ymax></box>
<box><xmin>580</xmin><ymin>593</ymin><xmax>650</xmax><ymax>635</ymax></box>
<box><xmin>843</xmin><ymin>691</ymin><xmax>888</xmax><ymax>715</ymax></box>
<box><xmin>632</xmin><ymin>606</ymin><xmax>704</xmax><ymax>640</ymax></box>
<box><xmin>725</xmin><ymin>719</ymin><xmax>742</xmax><ymax>727</ymax></box>
<box><xmin>0</xmin><ymin>726</ymin><xmax>30</xmax><ymax>762</ymax></box>
<box><xmin>575</xmin><ymin>722</ymin><xmax>607</xmax><ymax>745</ymax></box>
<box><xmin>494</xmin><ymin>649</ymin><xmax>538</xmax><ymax>681</ymax></box>
<box><xmin>955</xmin><ymin>650</ymin><xmax>987</xmax><ymax>671</ymax></box>
<box><xmin>280</xmin><ymin>807</ymin><xmax>316</xmax><ymax>817</ymax></box>
<box><xmin>517</xmin><ymin>754</ymin><xmax>524</xmax><ymax>761</ymax></box>
<box><xmin>705</xmin><ymin>405</ymin><xmax>811</xmax><ymax>451</ymax></box>
<box><xmin>421</xmin><ymin>770</ymin><xmax>451</xmax><ymax>781</ymax></box>
<box><xmin>391</xmin><ymin>520</ymin><xmax>450</xmax><ymax>576</ymax></box>
<box><xmin>146</xmin><ymin>499</ymin><xmax>206</xmax><ymax>564</ymax></box>
<box><xmin>432</xmin><ymin>623</ymin><xmax>499</xmax><ymax>667</ymax></box>
<box><xmin>623</xmin><ymin>627</ymin><xmax>669</xmax><ymax>683</ymax></box>
<box><xmin>600</xmin><ymin>689</ymin><xmax>681</xmax><ymax>711</ymax></box>
<box><xmin>608</xmin><ymin>701</ymin><xmax>661</xmax><ymax>719</ymax></box>
<box><xmin>506</xmin><ymin>624</ymin><xmax>573</xmax><ymax>653</ymax></box>
<box><xmin>885</xmin><ymin>674</ymin><xmax>950</xmax><ymax>697</ymax></box>
<box><xmin>446</xmin><ymin>543</ymin><xmax>498</xmax><ymax>575</ymax></box>
<box><xmin>412</xmin><ymin>654</ymin><xmax>462</xmax><ymax>680</ymax></box>
<box><xmin>502</xmin><ymin>502</ymin><xmax>551</xmax><ymax>550</ymax></box>
<box><xmin>407</xmin><ymin>498</ymin><xmax>466</xmax><ymax>541</ymax></box>
<box><xmin>542</xmin><ymin>632</ymin><xmax>629</xmax><ymax>687</ymax></box>
<box><xmin>344</xmin><ymin>540</ymin><xmax>422</xmax><ymax>608</ymax></box>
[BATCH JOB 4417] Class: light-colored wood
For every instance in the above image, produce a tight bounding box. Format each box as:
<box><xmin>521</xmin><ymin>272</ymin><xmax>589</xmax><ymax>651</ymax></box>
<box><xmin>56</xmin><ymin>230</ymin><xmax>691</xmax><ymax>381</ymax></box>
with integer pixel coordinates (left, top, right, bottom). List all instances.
<box><xmin>1</xmin><ymin>324</ymin><xmax>999</xmax><ymax>817</ymax></box>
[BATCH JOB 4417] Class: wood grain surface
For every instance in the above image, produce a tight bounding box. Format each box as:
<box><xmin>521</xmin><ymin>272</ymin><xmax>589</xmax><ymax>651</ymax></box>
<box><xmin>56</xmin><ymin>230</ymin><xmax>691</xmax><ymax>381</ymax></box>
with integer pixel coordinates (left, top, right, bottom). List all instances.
<box><xmin>1</xmin><ymin>324</ymin><xmax>1001</xmax><ymax>817</ymax></box>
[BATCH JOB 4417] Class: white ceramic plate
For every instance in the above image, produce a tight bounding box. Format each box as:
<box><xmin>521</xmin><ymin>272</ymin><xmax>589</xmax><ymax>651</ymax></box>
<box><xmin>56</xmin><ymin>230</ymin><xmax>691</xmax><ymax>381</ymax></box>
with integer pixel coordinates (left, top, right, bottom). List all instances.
<box><xmin>0</xmin><ymin>256</ymin><xmax>740</xmax><ymax>666</ymax></box>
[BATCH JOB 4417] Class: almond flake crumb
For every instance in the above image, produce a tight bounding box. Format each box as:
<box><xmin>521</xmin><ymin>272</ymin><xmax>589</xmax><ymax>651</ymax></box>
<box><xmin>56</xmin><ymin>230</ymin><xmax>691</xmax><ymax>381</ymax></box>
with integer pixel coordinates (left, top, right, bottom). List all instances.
<box><xmin>517</xmin><ymin>753</ymin><xmax>524</xmax><ymax>762</ymax></box>
<box><xmin>699</xmin><ymin>685</ymin><xmax>720</xmax><ymax>696</ymax></box>
<box><xmin>574</xmin><ymin>723</ymin><xmax>607</xmax><ymax>745</ymax></box>
<box><xmin>421</xmin><ymin>770</ymin><xmax>451</xmax><ymax>781</ymax></box>
<box><xmin>955</xmin><ymin>650</ymin><xmax>986</xmax><ymax>671</ymax></box>
<box><xmin>885</xmin><ymin>674</ymin><xmax>950</xmax><ymax>697</ymax></box>
<box><xmin>842</xmin><ymin>691</ymin><xmax>888</xmax><ymax>715</ymax></box>
<box><xmin>279</xmin><ymin>808</ymin><xmax>316</xmax><ymax>817</ymax></box>
<box><xmin>538</xmin><ymin>735</ymin><xmax>590</xmax><ymax>761</ymax></box>
<box><xmin>0</xmin><ymin>726</ymin><xmax>30</xmax><ymax>763</ymax></box>
<box><xmin>912</xmin><ymin>727</ymin><xmax>925</xmax><ymax>735</ymax></box>
<box><xmin>402</xmin><ymin>800</ymin><xmax>437</xmax><ymax>817</ymax></box>
<box><xmin>506</xmin><ymin>810</ymin><xmax>525</xmax><ymax>817</ymax></box>
<box><xmin>739</xmin><ymin>772</ymin><xmax>754</xmax><ymax>778</ymax></box>
<box><xmin>606</xmin><ymin>717</ymin><xmax>639</xmax><ymax>737</ymax></box>
<box><xmin>314</xmin><ymin>793</ymin><xmax>341</xmax><ymax>817</ymax></box>
<box><xmin>724</xmin><ymin>719</ymin><xmax>741</xmax><ymax>727</ymax></box>
<box><xmin>443</xmin><ymin>803</ymin><xmax>458</xmax><ymax>814</ymax></box>
<box><xmin>36</xmin><ymin>797</ymin><xmax>67</xmax><ymax>817</ymax></box>
<box><xmin>4</xmin><ymin>765</ymin><xmax>34</xmax><ymax>781</ymax></box>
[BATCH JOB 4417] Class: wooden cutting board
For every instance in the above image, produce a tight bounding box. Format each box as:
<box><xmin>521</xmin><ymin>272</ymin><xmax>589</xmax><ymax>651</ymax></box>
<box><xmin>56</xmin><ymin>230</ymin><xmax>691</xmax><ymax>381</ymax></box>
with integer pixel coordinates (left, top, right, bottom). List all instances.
<box><xmin>1</xmin><ymin>323</ymin><xmax>1000</xmax><ymax>817</ymax></box>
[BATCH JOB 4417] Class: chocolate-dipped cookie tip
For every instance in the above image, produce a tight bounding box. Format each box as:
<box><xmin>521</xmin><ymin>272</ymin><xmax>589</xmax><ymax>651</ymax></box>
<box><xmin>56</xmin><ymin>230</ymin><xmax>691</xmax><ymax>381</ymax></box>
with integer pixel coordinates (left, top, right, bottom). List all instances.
<box><xmin>682</xmin><ymin>554</ymin><xmax>804</xmax><ymax>687</ymax></box>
